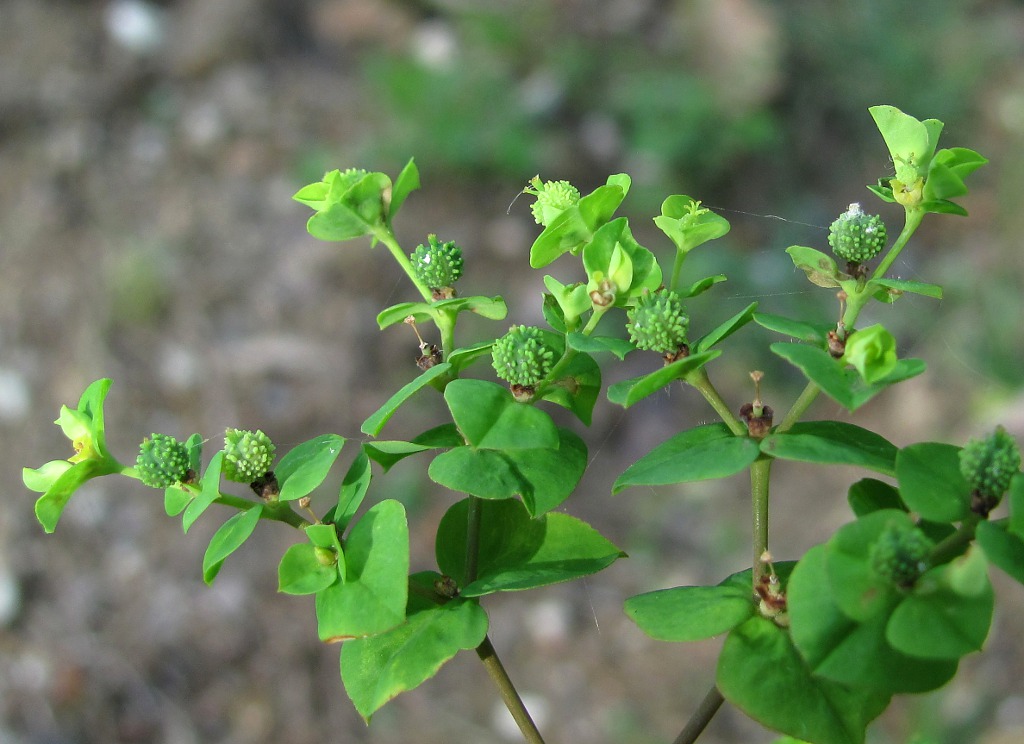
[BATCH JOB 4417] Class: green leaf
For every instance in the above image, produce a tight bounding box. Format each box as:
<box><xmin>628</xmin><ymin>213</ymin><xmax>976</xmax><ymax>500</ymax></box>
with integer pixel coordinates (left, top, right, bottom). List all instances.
<box><xmin>680</xmin><ymin>274</ymin><xmax>727</xmax><ymax>299</ymax></box>
<box><xmin>895</xmin><ymin>442</ymin><xmax>971</xmax><ymax>522</ymax></box>
<box><xmin>435</xmin><ymin>499</ymin><xmax>624</xmax><ymax>596</ymax></box>
<box><xmin>788</xmin><ymin>545</ymin><xmax>957</xmax><ymax>694</ymax></box>
<box><xmin>377</xmin><ymin>296</ymin><xmax>508</xmax><ymax>329</ymax></box>
<box><xmin>538</xmin><ymin>350</ymin><xmax>602</xmax><ymax>426</ymax></box>
<box><xmin>613</xmin><ymin>423</ymin><xmax>760</xmax><ymax>494</ymax></box>
<box><xmin>1009</xmin><ymin>473</ymin><xmax>1024</xmax><ymax>540</ymax></box>
<box><xmin>760</xmin><ymin>421</ymin><xmax>898</xmax><ymax>476</ymax></box>
<box><xmin>76</xmin><ymin>378</ymin><xmax>114</xmax><ymax>459</ymax></box>
<box><xmin>848</xmin><ymin>478</ymin><xmax>904</xmax><ymax>516</ymax></box>
<box><xmin>886</xmin><ymin>548</ymin><xmax>993</xmax><ymax>660</ymax></box>
<box><xmin>360</xmin><ymin>364</ymin><xmax>451</xmax><ymax>436</ymax></box>
<box><xmin>694</xmin><ymin>302</ymin><xmax>758</xmax><ymax>352</ymax></box>
<box><xmin>771</xmin><ymin>342</ymin><xmax>926</xmax><ymax>411</ymax></box>
<box><xmin>443</xmin><ymin>379</ymin><xmax>558</xmax><ymax>450</ymax></box>
<box><xmin>362</xmin><ymin>425</ymin><xmax>463</xmax><ymax>471</ymax></box>
<box><xmin>332</xmin><ymin>450</ymin><xmax>371</xmax><ymax>532</ymax></box>
<box><xmin>276</xmin><ymin>434</ymin><xmax>345</xmax><ymax>502</ymax></box>
<box><xmin>278</xmin><ymin>542</ymin><xmax>340</xmax><ymax>595</ymax></box>
<box><xmin>717</xmin><ymin>615</ymin><xmax>890</xmax><ymax>744</ymax></box>
<box><xmin>868</xmin><ymin>278</ymin><xmax>943</xmax><ymax>301</ymax></box>
<box><xmin>581</xmin><ymin>218</ymin><xmax>662</xmax><ymax>304</ymax></box>
<box><xmin>976</xmin><ymin>520</ymin><xmax>1024</xmax><ymax>586</ymax></box>
<box><xmin>625</xmin><ymin>572</ymin><xmax>754</xmax><ymax>642</ymax></box>
<box><xmin>315</xmin><ymin>499</ymin><xmax>409</xmax><ymax>642</ymax></box>
<box><xmin>341</xmin><ymin>572</ymin><xmax>488</xmax><ymax>721</ymax></box>
<box><xmin>566</xmin><ymin>332</ymin><xmax>634</xmax><ymax>360</ymax></box>
<box><xmin>428</xmin><ymin>429</ymin><xmax>586</xmax><ymax>517</ymax></box>
<box><xmin>607</xmin><ymin>349</ymin><xmax>722</xmax><ymax>408</ymax></box>
<box><xmin>753</xmin><ymin>312</ymin><xmax>829</xmax><ymax>345</ymax></box>
<box><xmin>388</xmin><ymin>158</ymin><xmax>419</xmax><ymax>222</ymax></box>
<box><xmin>869</xmin><ymin>105</ymin><xmax>941</xmax><ymax>184</ymax></box>
<box><xmin>164</xmin><ymin>484</ymin><xmax>193</xmax><ymax>517</ymax></box>
<box><xmin>182</xmin><ymin>450</ymin><xmax>225</xmax><ymax>533</ymax></box>
<box><xmin>447</xmin><ymin>341</ymin><xmax>495</xmax><ymax>374</ymax></box>
<box><xmin>787</xmin><ymin>246</ymin><xmax>842</xmax><ymax>288</ymax></box>
<box><xmin>202</xmin><ymin>505</ymin><xmax>264</xmax><ymax>584</ymax></box>
<box><xmin>305</xmin><ymin>172</ymin><xmax>391</xmax><ymax>242</ymax></box>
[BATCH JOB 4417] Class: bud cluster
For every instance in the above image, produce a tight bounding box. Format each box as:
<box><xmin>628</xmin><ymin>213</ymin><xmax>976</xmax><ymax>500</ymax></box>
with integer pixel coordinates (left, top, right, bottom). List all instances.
<box><xmin>525</xmin><ymin>178</ymin><xmax>580</xmax><ymax>227</ymax></box>
<box><xmin>869</xmin><ymin>519</ymin><xmax>932</xmax><ymax>588</ymax></box>
<box><xmin>410</xmin><ymin>235</ymin><xmax>464</xmax><ymax>293</ymax></box>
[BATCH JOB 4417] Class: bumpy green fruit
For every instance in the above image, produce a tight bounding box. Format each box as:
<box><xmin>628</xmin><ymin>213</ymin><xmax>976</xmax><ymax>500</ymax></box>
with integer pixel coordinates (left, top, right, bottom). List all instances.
<box><xmin>410</xmin><ymin>235</ymin><xmax>464</xmax><ymax>290</ymax></box>
<box><xmin>223</xmin><ymin>429</ymin><xmax>276</xmax><ymax>483</ymax></box>
<box><xmin>525</xmin><ymin>177</ymin><xmax>580</xmax><ymax>227</ymax></box>
<box><xmin>828</xmin><ymin>203</ymin><xmax>887</xmax><ymax>263</ymax></box>
<box><xmin>136</xmin><ymin>433</ymin><xmax>191</xmax><ymax>489</ymax></box>
<box><xmin>491</xmin><ymin>325</ymin><xmax>556</xmax><ymax>388</ymax></box>
<box><xmin>869</xmin><ymin>520</ymin><xmax>932</xmax><ymax>587</ymax></box>
<box><xmin>337</xmin><ymin>167</ymin><xmax>369</xmax><ymax>191</ymax></box>
<box><xmin>626</xmin><ymin>289</ymin><xmax>689</xmax><ymax>353</ymax></box>
<box><xmin>959</xmin><ymin>426</ymin><xmax>1021</xmax><ymax>511</ymax></box>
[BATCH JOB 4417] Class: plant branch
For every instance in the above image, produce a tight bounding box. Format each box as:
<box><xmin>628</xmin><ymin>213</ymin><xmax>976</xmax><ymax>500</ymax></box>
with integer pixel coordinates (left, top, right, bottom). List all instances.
<box><xmin>776</xmin><ymin>381</ymin><xmax>821</xmax><ymax>433</ymax></box>
<box><xmin>750</xmin><ymin>455</ymin><xmax>772</xmax><ymax>587</ymax></box>
<box><xmin>687</xmin><ymin>368</ymin><xmax>746</xmax><ymax>436</ymax></box>
<box><xmin>671</xmin><ymin>685</ymin><xmax>725</xmax><ymax>744</ymax></box>
<box><xmin>476</xmin><ymin>636</ymin><xmax>547</xmax><ymax>744</ymax></box>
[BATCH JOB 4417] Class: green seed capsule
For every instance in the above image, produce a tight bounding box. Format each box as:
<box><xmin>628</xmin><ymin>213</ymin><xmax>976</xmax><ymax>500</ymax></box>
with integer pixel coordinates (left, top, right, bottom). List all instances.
<box><xmin>410</xmin><ymin>235</ymin><xmax>464</xmax><ymax>291</ymax></box>
<box><xmin>525</xmin><ymin>178</ymin><xmax>580</xmax><ymax>227</ymax></box>
<box><xmin>136</xmin><ymin>433</ymin><xmax>191</xmax><ymax>489</ymax></box>
<box><xmin>491</xmin><ymin>325</ymin><xmax>557</xmax><ymax>388</ymax></box>
<box><xmin>223</xmin><ymin>429</ymin><xmax>276</xmax><ymax>484</ymax></box>
<box><xmin>828</xmin><ymin>203</ymin><xmax>887</xmax><ymax>263</ymax></box>
<box><xmin>869</xmin><ymin>520</ymin><xmax>932</xmax><ymax>588</ymax></box>
<box><xmin>959</xmin><ymin>426</ymin><xmax>1021</xmax><ymax>513</ymax></box>
<box><xmin>626</xmin><ymin>289</ymin><xmax>689</xmax><ymax>354</ymax></box>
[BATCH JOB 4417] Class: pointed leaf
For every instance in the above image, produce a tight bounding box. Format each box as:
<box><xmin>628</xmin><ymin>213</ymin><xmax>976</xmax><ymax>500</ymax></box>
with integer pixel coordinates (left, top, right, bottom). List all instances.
<box><xmin>360</xmin><ymin>364</ymin><xmax>451</xmax><ymax>436</ymax></box>
<box><xmin>362</xmin><ymin>425</ymin><xmax>463</xmax><ymax>471</ymax></box>
<box><xmin>787</xmin><ymin>246</ymin><xmax>841</xmax><ymax>288</ymax></box>
<box><xmin>760</xmin><ymin>421</ymin><xmax>898</xmax><ymax>476</ymax></box>
<box><xmin>566</xmin><ymin>332</ymin><xmax>634</xmax><ymax>360</ymax></box>
<box><xmin>276</xmin><ymin>434</ymin><xmax>345</xmax><ymax>502</ymax></box>
<box><xmin>183</xmin><ymin>451</ymin><xmax>225</xmax><ymax>533</ymax></box>
<box><xmin>315</xmin><ymin>499</ymin><xmax>409</xmax><ymax>642</ymax></box>
<box><xmin>332</xmin><ymin>450</ymin><xmax>371</xmax><ymax>532</ymax></box>
<box><xmin>694</xmin><ymin>302</ymin><xmax>758</xmax><ymax>352</ymax></box>
<box><xmin>388</xmin><ymin>158</ymin><xmax>419</xmax><ymax>221</ymax></box>
<box><xmin>754</xmin><ymin>312</ymin><xmax>829</xmax><ymax>345</ymax></box>
<box><xmin>614</xmin><ymin>423</ymin><xmax>760</xmax><ymax>494</ymax></box>
<box><xmin>607</xmin><ymin>349</ymin><xmax>721</xmax><ymax>408</ymax></box>
<box><xmin>202</xmin><ymin>504</ymin><xmax>264</xmax><ymax>584</ymax></box>
<box><xmin>847</xmin><ymin>478</ymin><xmax>904</xmax><ymax>516</ymax></box>
<box><xmin>341</xmin><ymin>573</ymin><xmax>488</xmax><ymax>721</ymax></box>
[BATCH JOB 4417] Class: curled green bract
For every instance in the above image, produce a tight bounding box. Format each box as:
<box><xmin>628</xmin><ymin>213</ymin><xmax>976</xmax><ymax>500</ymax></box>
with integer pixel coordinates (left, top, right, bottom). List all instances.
<box><xmin>843</xmin><ymin>324</ymin><xmax>898</xmax><ymax>384</ymax></box>
<box><xmin>23</xmin><ymin>378</ymin><xmax>125</xmax><ymax>533</ymax></box>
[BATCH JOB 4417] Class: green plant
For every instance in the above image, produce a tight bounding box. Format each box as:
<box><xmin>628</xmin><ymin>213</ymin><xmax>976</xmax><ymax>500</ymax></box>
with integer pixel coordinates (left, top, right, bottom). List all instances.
<box><xmin>24</xmin><ymin>106</ymin><xmax>1021</xmax><ymax>744</ymax></box>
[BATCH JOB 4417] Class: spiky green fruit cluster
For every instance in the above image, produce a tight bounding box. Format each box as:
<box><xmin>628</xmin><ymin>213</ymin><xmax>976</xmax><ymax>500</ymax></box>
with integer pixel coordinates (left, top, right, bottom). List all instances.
<box><xmin>869</xmin><ymin>520</ymin><xmax>932</xmax><ymax>588</ymax></box>
<box><xmin>136</xmin><ymin>433</ymin><xmax>191</xmax><ymax>489</ymax></box>
<box><xmin>828</xmin><ymin>203</ymin><xmax>887</xmax><ymax>263</ymax></box>
<box><xmin>525</xmin><ymin>178</ymin><xmax>580</xmax><ymax>227</ymax></box>
<box><xmin>491</xmin><ymin>325</ymin><xmax>556</xmax><ymax>388</ymax></box>
<box><xmin>223</xmin><ymin>429</ymin><xmax>276</xmax><ymax>483</ymax></box>
<box><xmin>959</xmin><ymin>426</ymin><xmax>1021</xmax><ymax>511</ymax></box>
<box><xmin>410</xmin><ymin>235</ymin><xmax>464</xmax><ymax>290</ymax></box>
<box><xmin>626</xmin><ymin>289</ymin><xmax>689</xmax><ymax>353</ymax></box>
<box><xmin>337</xmin><ymin>167</ymin><xmax>369</xmax><ymax>191</ymax></box>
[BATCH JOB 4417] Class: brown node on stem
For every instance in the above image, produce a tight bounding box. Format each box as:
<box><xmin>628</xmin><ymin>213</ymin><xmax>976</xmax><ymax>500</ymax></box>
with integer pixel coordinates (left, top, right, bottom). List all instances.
<box><xmin>739</xmin><ymin>370</ymin><xmax>773</xmax><ymax>438</ymax></box>
<box><xmin>405</xmin><ymin>315</ymin><xmax>443</xmax><ymax>369</ymax></box>
<box><xmin>433</xmin><ymin>575</ymin><xmax>460</xmax><ymax>599</ymax></box>
<box><xmin>662</xmin><ymin>343</ymin><xmax>690</xmax><ymax>365</ymax></box>
<box><xmin>509</xmin><ymin>383</ymin><xmax>535</xmax><ymax>403</ymax></box>
<box><xmin>251</xmin><ymin>471</ymin><xmax>279</xmax><ymax>501</ymax></box>
<box><xmin>431</xmin><ymin>287</ymin><xmax>457</xmax><ymax>301</ymax></box>
<box><xmin>829</xmin><ymin>291</ymin><xmax>848</xmax><ymax>358</ymax></box>
<box><xmin>756</xmin><ymin>551</ymin><xmax>789</xmax><ymax>627</ymax></box>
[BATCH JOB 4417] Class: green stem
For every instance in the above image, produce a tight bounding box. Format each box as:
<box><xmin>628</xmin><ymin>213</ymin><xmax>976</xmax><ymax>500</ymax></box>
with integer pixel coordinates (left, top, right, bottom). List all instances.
<box><xmin>476</xmin><ymin>636</ymin><xmax>547</xmax><ymax>744</ymax></box>
<box><xmin>464</xmin><ymin>495</ymin><xmax>483</xmax><ymax>586</ymax></box>
<box><xmin>750</xmin><ymin>456</ymin><xmax>772</xmax><ymax>587</ymax></box>
<box><xmin>930</xmin><ymin>514</ymin><xmax>983</xmax><ymax>565</ymax></box>
<box><xmin>216</xmin><ymin>494</ymin><xmax>309</xmax><ymax>528</ymax></box>
<box><xmin>671</xmin><ymin>685</ymin><xmax>725</xmax><ymax>744</ymax></box>
<box><xmin>776</xmin><ymin>381</ymin><xmax>821</xmax><ymax>433</ymax></box>
<box><xmin>686</xmin><ymin>368</ymin><xmax>746</xmax><ymax>436</ymax></box>
<box><xmin>377</xmin><ymin>229</ymin><xmax>434</xmax><ymax>303</ymax></box>
<box><xmin>871</xmin><ymin>208</ymin><xmax>925</xmax><ymax>282</ymax></box>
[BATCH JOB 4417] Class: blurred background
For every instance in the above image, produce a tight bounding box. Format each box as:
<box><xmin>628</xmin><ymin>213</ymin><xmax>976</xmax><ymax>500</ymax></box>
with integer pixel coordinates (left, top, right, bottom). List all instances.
<box><xmin>2</xmin><ymin>1</ymin><xmax>1024</xmax><ymax>742</ymax></box>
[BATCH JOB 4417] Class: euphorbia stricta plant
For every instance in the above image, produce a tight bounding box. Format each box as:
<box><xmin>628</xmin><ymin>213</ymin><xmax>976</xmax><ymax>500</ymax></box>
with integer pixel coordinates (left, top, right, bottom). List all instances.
<box><xmin>25</xmin><ymin>105</ymin><xmax>1022</xmax><ymax>744</ymax></box>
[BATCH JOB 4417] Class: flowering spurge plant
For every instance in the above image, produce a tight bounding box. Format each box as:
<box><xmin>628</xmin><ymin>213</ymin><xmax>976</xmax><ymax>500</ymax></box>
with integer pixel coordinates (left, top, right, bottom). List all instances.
<box><xmin>23</xmin><ymin>105</ymin><xmax>1023</xmax><ymax>744</ymax></box>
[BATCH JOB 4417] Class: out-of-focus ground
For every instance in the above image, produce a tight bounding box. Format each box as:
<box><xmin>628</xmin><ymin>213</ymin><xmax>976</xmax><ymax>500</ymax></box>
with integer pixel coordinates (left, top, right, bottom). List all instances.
<box><xmin>2</xmin><ymin>1</ymin><xmax>1024</xmax><ymax>743</ymax></box>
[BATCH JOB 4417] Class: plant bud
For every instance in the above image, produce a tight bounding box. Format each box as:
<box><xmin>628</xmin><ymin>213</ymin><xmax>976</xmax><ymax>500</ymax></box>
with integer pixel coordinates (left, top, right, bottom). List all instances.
<box><xmin>869</xmin><ymin>520</ymin><xmax>932</xmax><ymax>588</ymax></box>
<box><xmin>410</xmin><ymin>235</ymin><xmax>464</xmax><ymax>293</ymax></box>
<box><xmin>524</xmin><ymin>177</ymin><xmax>580</xmax><ymax>227</ymax></box>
